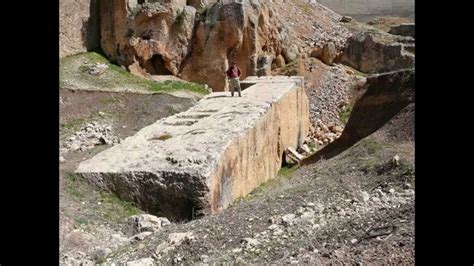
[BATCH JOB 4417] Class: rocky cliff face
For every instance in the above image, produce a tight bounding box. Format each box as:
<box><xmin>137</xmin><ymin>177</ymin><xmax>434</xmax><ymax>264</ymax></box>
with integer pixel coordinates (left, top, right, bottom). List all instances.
<box><xmin>100</xmin><ymin>0</ymin><xmax>197</xmax><ymax>78</ymax></box>
<box><xmin>60</xmin><ymin>0</ymin><xmax>100</xmax><ymax>57</ymax></box>
<box><xmin>179</xmin><ymin>1</ymin><xmax>284</xmax><ymax>90</ymax></box>
<box><xmin>338</xmin><ymin>29</ymin><xmax>414</xmax><ymax>73</ymax></box>
<box><xmin>99</xmin><ymin>0</ymin><xmax>286</xmax><ymax>91</ymax></box>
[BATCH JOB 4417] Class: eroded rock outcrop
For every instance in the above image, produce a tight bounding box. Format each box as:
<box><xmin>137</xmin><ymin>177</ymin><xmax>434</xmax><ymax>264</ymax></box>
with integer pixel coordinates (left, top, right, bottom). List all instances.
<box><xmin>339</xmin><ymin>31</ymin><xmax>414</xmax><ymax>73</ymax></box>
<box><xmin>60</xmin><ymin>0</ymin><xmax>100</xmax><ymax>57</ymax></box>
<box><xmin>389</xmin><ymin>23</ymin><xmax>415</xmax><ymax>38</ymax></box>
<box><xmin>76</xmin><ymin>76</ymin><xmax>309</xmax><ymax>220</ymax></box>
<box><xmin>99</xmin><ymin>0</ymin><xmax>286</xmax><ymax>91</ymax></box>
<box><xmin>100</xmin><ymin>0</ymin><xmax>196</xmax><ymax>77</ymax></box>
<box><xmin>178</xmin><ymin>1</ymin><xmax>284</xmax><ymax>90</ymax></box>
<box><xmin>302</xmin><ymin>69</ymin><xmax>414</xmax><ymax>165</ymax></box>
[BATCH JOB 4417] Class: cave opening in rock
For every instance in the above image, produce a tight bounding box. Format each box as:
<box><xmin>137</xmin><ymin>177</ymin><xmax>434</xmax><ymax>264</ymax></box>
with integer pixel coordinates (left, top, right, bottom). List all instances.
<box><xmin>144</xmin><ymin>54</ymin><xmax>172</xmax><ymax>75</ymax></box>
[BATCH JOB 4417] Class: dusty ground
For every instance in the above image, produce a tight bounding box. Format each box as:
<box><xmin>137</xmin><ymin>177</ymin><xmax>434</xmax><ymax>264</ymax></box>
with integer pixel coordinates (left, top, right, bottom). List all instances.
<box><xmin>270</xmin><ymin>0</ymin><xmax>351</xmax><ymax>57</ymax></box>
<box><xmin>59</xmin><ymin>89</ymin><xmax>195</xmax><ymax>140</ymax></box>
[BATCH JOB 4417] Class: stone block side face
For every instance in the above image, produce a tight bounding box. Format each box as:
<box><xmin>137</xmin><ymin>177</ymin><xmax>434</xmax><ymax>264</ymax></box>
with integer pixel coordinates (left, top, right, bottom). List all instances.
<box><xmin>80</xmin><ymin>171</ymin><xmax>210</xmax><ymax>221</ymax></box>
<box><xmin>60</xmin><ymin>0</ymin><xmax>100</xmax><ymax>57</ymax></box>
<box><xmin>208</xmin><ymin>85</ymin><xmax>309</xmax><ymax>213</ymax></box>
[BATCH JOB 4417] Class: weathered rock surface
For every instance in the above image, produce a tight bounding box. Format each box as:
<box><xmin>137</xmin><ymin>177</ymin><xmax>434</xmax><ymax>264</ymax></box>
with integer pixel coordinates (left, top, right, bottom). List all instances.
<box><xmin>256</xmin><ymin>54</ymin><xmax>274</xmax><ymax>76</ymax></box>
<box><xmin>61</xmin><ymin>121</ymin><xmax>121</xmax><ymax>155</ymax></box>
<box><xmin>339</xmin><ymin>32</ymin><xmax>414</xmax><ymax>73</ymax></box>
<box><xmin>126</xmin><ymin>214</ymin><xmax>171</xmax><ymax>235</ymax></box>
<box><xmin>59</xmin><ymin>0</ymin><xmax>100</xmax><ymax>57</ymax></box>
<box><xmin>321</xmin><ymin>42</ymin><xmax>337</xmax><ymax>65</ymax></box>
<box><xmin>186</xmin><ymin>0</ymin><xmax>206</xmax><ymax>9</ymax></box>
<box><xmin>340</xmin><ymin>16</ymin><xmax>352</xmax><ymax>22</ymax></box>
<box><xmin>310</xmin><ymin>46</ymin><xmax>323</xmax><ymax>59</ymax></box>
<box><xmin>389</xmin><ymin>23</ymin><xmax>415</xmax><ymax>38</ymax></box>
<box><xmin>305</xmin><ymin>63</ymin><xmax>365</xmax><ymax>146</ymax></box>
<box><xmin>100</xmin><ymin>0</ymin><xmax>285</xmax><ymax>91</ymax></box>
<box><xmin>100</xmin><ymin>0</ymin><xmax>196</xmax><ymax>77</ymax></box>
<box><xmin>274</xmin><ymin>54</ymin><xmax>286</xmax><ymax>68</ymax></box>
<box><xmin>76</xmin><ymin>76</ymin><xmax>309</xmax><ymax>220</ymax></box>
<box><xmin>126</xmin><ymin>257</ymin><xmax>155</xmax><ymax>266</ymax></box>
<box><xmin>179</xmin><ymin>1</ymin><xmax>284</xmax><ymax>90</ymax></box>
<box><xmin>302</xmin><ymin>69</ymin><xmax>414</xmax><ymax>165</ymax></box>
<box><xmin>282</xmin><ymin>44</ymin><xmax>300</xmax><ymax>63</ymax></box>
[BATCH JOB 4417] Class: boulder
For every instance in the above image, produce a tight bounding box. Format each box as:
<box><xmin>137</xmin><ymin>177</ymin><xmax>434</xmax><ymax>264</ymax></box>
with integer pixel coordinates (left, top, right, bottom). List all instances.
<box><xmin>282</xmin><ymin>44</ymin><xmax>300</xmax><ymax>63</ymax></box>
<box><xmin>310</xmin><ymin>46</ymin><xmax>323</xmax><ymax>58</ymax></box>
<box><xmin>389</xmin><ymin>23</ymin><xmax>415</xmax><ymax>38</ymax></box>
<box><xmin>256</xmin><ymin>54</ymin><xmax>273</xmax><ymax>76</ymax></box>
<box><xmin>127</xmin><ymin>214</ymin><xmax>171</xmax><ymax>235</ymax></box>
<box><xmin>339</xmin><ymin>32</ymin><xmax>414</xmax><ymax>73</ymax></box>
<box><xmin>340</xmin><ymin>16</ymin><xmax>352</xmax><ymax>22</ymax></box>
<box><xmin>274</xmin><ymin>54</ymin><xmax>285</xmax><ymax>68</ymax></box>
<box><xmin>321</xmin><ymin>42</ymin><xmax>337</xmax><ymax>65</ymax></box>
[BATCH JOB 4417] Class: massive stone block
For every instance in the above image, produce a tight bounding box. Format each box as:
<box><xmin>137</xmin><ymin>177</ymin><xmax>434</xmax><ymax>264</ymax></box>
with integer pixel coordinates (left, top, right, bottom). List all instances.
<box><xmin>339</xmin><ymin>31</ymin><xmax>414</xmax><ymax>73</ymax></box>
<box><xmin>76</xmin><ymin>76</ymin><xmax>309</xmax><ymax>221</ymax></box>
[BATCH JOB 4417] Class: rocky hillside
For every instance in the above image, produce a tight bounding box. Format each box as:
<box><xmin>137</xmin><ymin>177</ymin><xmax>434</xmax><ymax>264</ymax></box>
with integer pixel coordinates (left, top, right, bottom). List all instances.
<box><xmin>60</xmin><ymin>0</ymin><xmax>414</xmax><ymax>147</ymax></box>
<box><xmin>93</xmin><ymin>0</ymin><xmax>353</xmax><ymax>90</ymax></box>
<box><xmin>99</xmin><ymin>0</ymin><xmax>293</xmax><ymax>90</ymax></box>
<box><xmin>302</xmin><ymin>69</ymin><xmax>414</xmax><ymax>165</ymax></box>
<box><xmin>59</xmin><ymin>0</ymin><xmax>415</xmax><ymax>265</ymax></box>
<box><xmin>61</xmin><ymin>125</ymin><xmax>414</xmax><ymax>265</ymax></box>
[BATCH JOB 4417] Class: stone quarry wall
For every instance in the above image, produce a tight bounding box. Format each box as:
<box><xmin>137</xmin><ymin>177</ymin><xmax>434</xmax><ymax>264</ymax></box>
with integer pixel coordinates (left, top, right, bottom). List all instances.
<box><xmin>339</xmin><ymin>31</ymin><xmax>414</xmax><ymax>73</ymax></box>
<box><xmin>76</xmin><ymin>76</ymin><xmax>309</xmax><ymax>220</ymax></box>
<box><xmin>98</xmin><ymin>0</ymin><xmax>285</xmax><ymax>91</ymax></box>
<box><xmin>318</xmin><ymin>0</ymin><xmax>414</xmax><ymax>19</ymax></box>
<box><xmin>60</xmin><ymin>0</ymin><xmax>100</xmax><ymax>57</ymax></box>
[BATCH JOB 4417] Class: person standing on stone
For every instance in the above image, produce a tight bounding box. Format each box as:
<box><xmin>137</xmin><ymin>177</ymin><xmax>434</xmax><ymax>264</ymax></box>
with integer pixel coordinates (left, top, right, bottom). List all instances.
<box><xmin>226</xmin><ymin>61</ymin><xmax>242</xmax><ymax>97</ymax></box>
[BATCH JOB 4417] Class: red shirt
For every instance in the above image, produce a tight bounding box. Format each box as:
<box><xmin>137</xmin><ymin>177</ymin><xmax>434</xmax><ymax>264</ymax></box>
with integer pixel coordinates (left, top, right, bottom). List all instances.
<box><xmin>226</xmin><ymin>65</ymin><xmax>241</xmax><ymax>78</ymax></box>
